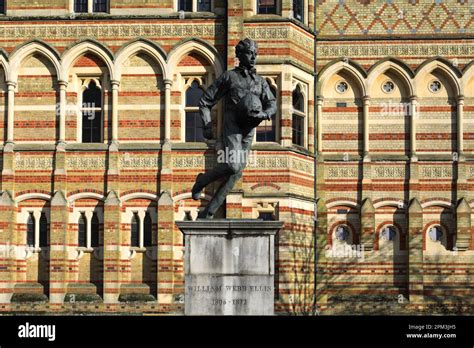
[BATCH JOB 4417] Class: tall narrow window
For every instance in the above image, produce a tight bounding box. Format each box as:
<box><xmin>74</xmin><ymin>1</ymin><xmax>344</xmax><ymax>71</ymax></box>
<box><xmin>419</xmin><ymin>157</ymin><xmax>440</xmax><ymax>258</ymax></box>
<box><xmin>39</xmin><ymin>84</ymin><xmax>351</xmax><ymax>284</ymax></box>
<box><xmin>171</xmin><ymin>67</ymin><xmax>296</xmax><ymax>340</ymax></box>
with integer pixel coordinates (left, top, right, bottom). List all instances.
<box><xmin>144</xmin><ymin>212</ymin><xmax>153</xmax><ymax>247</ymax></box>
<box><xmin>78</xmin><ymin>213</ymin><xmax>87</xmax><ymax>247</ymax></box>
<box><xmin>258</xmin><ymin>0</ymin><xmax>277</xmax><ymax>14</ymax></box>
<box><xmin>27</xmin><ymin>213</ymin><xmax>35</xmax><ymax>247</ymax></box>
<box><xmin>74</xmin><ymin>0</ymin><xmax>88</xmax><ymax>13</ymax></box>
<box><xmin>39</xmin><ymin>212</ymin><xmax>48</xmax><ymax>248</ymax></box>
<box><xmin>0</xmin><ymin>0</ymin><xmax>6</xmax><ymax>14</ymax></box>
<box><xmin>197</xmin><ymin>0</ymin><xmax>212</xmax><ymax>11</ymax></box>
<box><xmin>91</xmin><ymin>213</ymin><xmax>100</xmax><ymax>247</ymax></box>
<box><xmin>257</xmin><ymin>85</ymin><xmax>277</xmax><ymax>142</ymax></box>
<box><xmin>178</xmin><ymin>0</ymin><xmax>193</xmax><ymax>11</ymax></box>
<box><xmin>131</xmin><ymin>213</ymin><xmax>139</xmax><ymax>247</ymax></box>
<box><xmin>185</xmin><ymin>80</ymin><xmax>205</xmax><ymax>142</ymax></box>
<box><xmin>292</xmin><ymin>85</ymin><xmax>305</xmax><ymax>147</ymax></box>
<box><xmin>293</xmin><ymin>0</ymin><xmax>304</xmax><ymax>22</ymax></box>
<box><xmin>82</xmin><ymin>80</ymin><xmax>102</xmax><ymax>143</ymax></box>
<box><xmin>93</xmin><ymin>0</ymin><xmax>108</xmax><ymax>12</ymax></box>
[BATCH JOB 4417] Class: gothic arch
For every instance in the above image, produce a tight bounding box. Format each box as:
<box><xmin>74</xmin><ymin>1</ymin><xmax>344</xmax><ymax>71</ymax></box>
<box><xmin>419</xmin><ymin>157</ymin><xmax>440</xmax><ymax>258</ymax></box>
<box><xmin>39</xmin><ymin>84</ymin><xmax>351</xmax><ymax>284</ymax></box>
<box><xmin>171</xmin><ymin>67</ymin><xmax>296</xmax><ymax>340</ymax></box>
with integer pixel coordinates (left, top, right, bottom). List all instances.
<box><xmin>415</xmin><ymin>57</ymin><xmax>462</xmax><ymax>97</ymax></box>
<box><xmin>317</xmin><ymin>58</ymin><xmax>367</xmax><ymax>96</ymax></box>
<box><xmin>115</xmin><ymin>38</ymin><xmax>169</xmax><ymax>81</ymax></box>
<box><xmin>9</xmin><ymin>40</ymin><xmax>62</xmax><ymax>83</ymax></box>
<box><xmin>61</xmin><ymin>39</ymin><xmax>115</xmax><ymax>81</ymax></box>
<box><xmin>367</xmin><ymin>58</ymin><xmax>415</xmax><ymax>96</ymax></box>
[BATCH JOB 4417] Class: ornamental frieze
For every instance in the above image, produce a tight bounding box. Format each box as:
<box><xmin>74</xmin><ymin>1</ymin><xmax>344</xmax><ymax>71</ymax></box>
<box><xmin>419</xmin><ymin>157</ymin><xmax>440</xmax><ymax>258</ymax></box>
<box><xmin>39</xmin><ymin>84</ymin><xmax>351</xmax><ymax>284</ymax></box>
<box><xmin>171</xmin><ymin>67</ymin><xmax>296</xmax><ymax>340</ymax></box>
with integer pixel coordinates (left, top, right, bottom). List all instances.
<box><xmin>317</xmin><ymin>43</ymin><xmax>474</xmax><ymax>58</ymax></box>
<box><xmin>325</xmin><ymin>166</ymin><xmax>358</xmax><ymax>178</ymax></box>
<box><xmin>15</xmin><ymin>156</ymin><xmax>53</xmax><ymax>170</ymax></box>
<box><xmin>0</xmin><ymin>23</ymin><xmax>224</xmax><ymax>40</ymax></box>
<box><xmin>120</xmin><ymin>156</ymin><xmax>159</xmax><ymax>169</ymax></box>
<box><xmin>420</xmin><ymin>166</ymin><xmax>452</xmax><ymax>178</ymax></box>
<box><xmin>373</xmin><ymin>166</ymin><xmax>405</xmax><ymax>178</ymax></box>
<box><xmin>66</xmin><ymin>157</ymin><xmax>106</xmax><ymax>170</ymax></box>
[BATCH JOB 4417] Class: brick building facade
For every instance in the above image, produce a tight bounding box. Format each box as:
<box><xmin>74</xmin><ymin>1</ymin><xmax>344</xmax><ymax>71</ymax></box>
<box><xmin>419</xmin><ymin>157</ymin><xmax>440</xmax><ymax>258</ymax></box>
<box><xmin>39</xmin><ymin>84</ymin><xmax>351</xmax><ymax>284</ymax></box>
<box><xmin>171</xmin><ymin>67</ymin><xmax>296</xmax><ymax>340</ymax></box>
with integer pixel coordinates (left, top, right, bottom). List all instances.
<box><xmin>0</xmin><ymin>0</ymin><xmax>472</xmax><ymax>314</ymax></box>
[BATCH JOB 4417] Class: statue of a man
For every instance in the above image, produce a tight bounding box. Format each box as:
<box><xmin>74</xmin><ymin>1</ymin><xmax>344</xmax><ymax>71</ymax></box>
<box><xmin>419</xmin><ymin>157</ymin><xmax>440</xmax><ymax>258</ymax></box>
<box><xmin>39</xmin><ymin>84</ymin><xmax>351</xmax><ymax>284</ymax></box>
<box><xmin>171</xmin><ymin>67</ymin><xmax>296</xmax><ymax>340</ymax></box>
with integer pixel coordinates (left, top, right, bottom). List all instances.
<box><xmin>191</xmin><ymin>38</ymin><xmax>277</xmax><ymax>219</ymax></box>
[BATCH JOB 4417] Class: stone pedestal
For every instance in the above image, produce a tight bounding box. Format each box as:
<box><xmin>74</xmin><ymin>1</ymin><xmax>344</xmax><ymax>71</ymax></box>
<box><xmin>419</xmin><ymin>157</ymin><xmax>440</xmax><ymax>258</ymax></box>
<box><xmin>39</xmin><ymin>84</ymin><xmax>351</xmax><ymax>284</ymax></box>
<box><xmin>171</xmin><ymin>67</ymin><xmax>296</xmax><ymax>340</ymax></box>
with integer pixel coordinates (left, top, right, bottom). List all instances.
<box><xmin>176</xmin><ymin>219</ymin><xmax>283</xmax><ymax>315</ymax></box>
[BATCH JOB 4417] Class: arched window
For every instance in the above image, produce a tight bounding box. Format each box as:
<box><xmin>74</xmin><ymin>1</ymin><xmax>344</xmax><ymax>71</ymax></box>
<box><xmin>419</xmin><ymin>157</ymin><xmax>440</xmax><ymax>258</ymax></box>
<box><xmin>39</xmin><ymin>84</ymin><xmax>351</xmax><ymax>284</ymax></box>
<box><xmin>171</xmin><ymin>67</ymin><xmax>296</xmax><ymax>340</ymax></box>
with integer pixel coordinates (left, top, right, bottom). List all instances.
<box><xmin>39</xmin><ymin>212</ymin><xmax>48</xmax><ymax>248</ymax></box>
<box><xmin>185</xmin><ymin>80</ymin><xmax>205</xmax><ymax>142</ymax></box>
<box><xmin>91</xmin><ymin>213</ymin><xmax>100</xmax><ymax>248</ymax></box>
<box><xmin>131</xmin><ymin>213</ymin><xmax>139</xmax><ymax>247</ymax></box>
<box><xmin>27</xmin><ymin>213</ymin><xmax>35</xmax><ymax>247</ymax></box>
<box><xmin>258</xmin><ymin>0</ymin><xmax>277</xmax><ymax>14</ymax></box>
<box><xmin>257</xmin><ymin>84</ymin><xmax>277</xmax><ymax>142</ymax></box>
<box><xmin>292</xmin><ymin>85</ymin><xmax>305</xmax><ymax>147</ymax></box>
<box><xmin>82</xmin><ymin>80</ymin><xmax>102</xmax><ymax>143</ymax></box>
<box><xmin>293</xmin><ymin>0</ymin><xmax>304</xmax><ymax>22</ymax></box>
<box><xmin>78</xmin><ymin>213</ymin><xmax>87</xmax><ymax>247</ymax></box>
<box><xmin>144</xmin><ymin>212</ymin><xmax>153</xmax><ymax>247</ymax></box>
<box><xmin>380</xmin><ymin>225</ymin><xmax>397</xmax><ymax>242</ymax></box>
<box><xmin>335</xmin><ymin>225</ymin><xmax>350</xmax><ymax>242</ymax></box>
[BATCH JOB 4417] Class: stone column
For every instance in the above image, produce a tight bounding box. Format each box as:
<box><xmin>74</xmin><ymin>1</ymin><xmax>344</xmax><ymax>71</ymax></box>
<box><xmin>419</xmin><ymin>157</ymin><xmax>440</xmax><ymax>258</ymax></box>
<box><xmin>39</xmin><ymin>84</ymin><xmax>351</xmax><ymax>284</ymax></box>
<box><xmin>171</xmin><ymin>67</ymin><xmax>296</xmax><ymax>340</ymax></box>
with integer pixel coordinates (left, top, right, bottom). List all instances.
<box><xmin>6</xmin><ymin>81</ymin><xmax>16</xmax><ymax>144</ymax></box>
<box><xmin>49</xmin><ymin>190</ymin><xmax>69</xmax><ymax>304</ymax></box>
<box><xmin>456</xmin><ymin>198</ymin><xmax>471</xmax><ymax>251</ymax></box>
<box><xmin>316</xmin><ymin>96</ymin><xmax>324</xmax><ymax>154</ymax></box>
<box><xmin>362</xmin><ymin>95</ymin><xmax>370</xmax><ymax>159</ymax></box>
<box><xmin>410</xmin><ymin>96</ymin><xmax>418</xmax><ymax>159</ymax></box>
<box><xmin>408</xmin><ymin>198</ymin><xmax>424</xmax><ymax>305</ymax></box>
<box><xmin>85</xmin><ymin>211</ymin><xmax>93</xmax><ymax>249</ymax></box>
<box><xmin>111</xmin><ymin>80</ymin><xmax>120</xmax><ymax>144</ymax></box>
<box><xmin>457</xmin><ymin>95</ymin><xmax>464</xmax><ymax>156</ymax></box>
<box><xmin>164</xmin><ymin>79</ymin><xmax>173</xmax><ymax>143</ymax></box>
<box><xmin>360</xmin><ymin>198</ymin><xmax>375</xmax><ymax>251</ymax></box>
<box><xmin>176</xmin><ymin>220</ymin><xmax>283</xmax><ymax>315</ymax></box>
<box><xmin>138</xmin><ymin>210</ymin><xmax>146</xmax><ymax>249</ymax></box>
<box><xmin>103</xmin><ymin>190</ymin><xmax>121</xmax><ymax>303</ymax></box>
<box><xmin>58</xmin><ymin>80</ymin><xmax>68</xmax><ymax>144</ymax></box>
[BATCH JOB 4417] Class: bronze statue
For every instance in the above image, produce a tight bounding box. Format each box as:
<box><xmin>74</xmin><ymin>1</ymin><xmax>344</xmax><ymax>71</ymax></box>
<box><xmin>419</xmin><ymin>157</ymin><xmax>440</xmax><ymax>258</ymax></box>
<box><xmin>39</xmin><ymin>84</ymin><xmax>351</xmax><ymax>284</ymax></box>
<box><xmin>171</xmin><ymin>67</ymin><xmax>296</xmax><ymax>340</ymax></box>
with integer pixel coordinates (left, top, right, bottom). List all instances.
<box><xmin>191</xmin><ymin>38</ymin><xmax>277</xmax><ymax>219</ymax></box>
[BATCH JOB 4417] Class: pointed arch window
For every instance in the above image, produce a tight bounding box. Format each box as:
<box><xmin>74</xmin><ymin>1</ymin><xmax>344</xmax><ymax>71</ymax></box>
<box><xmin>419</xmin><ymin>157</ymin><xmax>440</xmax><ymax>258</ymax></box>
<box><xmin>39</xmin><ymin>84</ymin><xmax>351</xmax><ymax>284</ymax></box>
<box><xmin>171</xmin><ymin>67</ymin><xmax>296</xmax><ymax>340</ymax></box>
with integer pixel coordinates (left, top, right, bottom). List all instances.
<box><xmin>39</xmin><ymin>212</ymin><xmax>48</xmax><ymax>248</ymax></box>
<box><xmin>185</xmin><ymin>80</ymin><xmax>206</xmax><ymax>142</ymax></box>
<box><xmin>91</xmin><ymin>213</ymin><xmax>100</xmax><ymax>247</ymax></box>
<box><xmin>131</xmin><ymin>213</ymin><xmax>140</xmax><ymax>247</ymax></box>
<box><xmin>78</xmin><ymin>213</ymin><xmax>87</xmax><ymax>247</ymax></box>
<box><xmin>144</xmin><ymin>212</ymin><xmax>153</xmax><ymax>247</ymax></box>
<box><xmin>81</xmin><ymin>80</ymin><xmax>103</xmax><ymax>143</ymax></box>
<box><xmin>292</xmin><ymin>85</ymin><xmax>306</xmax><ymax>147</ymax></box>
<box><xmin>27</xmin><ymin>213</ymin><xmax>35</xmax><ymax>247</ymax></box>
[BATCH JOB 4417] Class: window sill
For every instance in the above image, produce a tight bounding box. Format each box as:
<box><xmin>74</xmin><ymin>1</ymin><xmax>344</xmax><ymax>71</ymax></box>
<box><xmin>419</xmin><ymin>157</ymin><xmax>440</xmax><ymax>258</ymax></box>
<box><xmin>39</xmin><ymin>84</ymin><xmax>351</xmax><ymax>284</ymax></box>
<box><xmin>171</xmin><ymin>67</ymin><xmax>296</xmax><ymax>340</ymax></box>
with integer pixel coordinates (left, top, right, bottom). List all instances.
<box><xmin>130</xmin><ymin>247</ymin><xmax>146</xmax><ymax>253</ymax></box>
<box><xmin>77</xmin><ymin>247</ymin><xmax>94</xmax><ymax>253</ymax></box>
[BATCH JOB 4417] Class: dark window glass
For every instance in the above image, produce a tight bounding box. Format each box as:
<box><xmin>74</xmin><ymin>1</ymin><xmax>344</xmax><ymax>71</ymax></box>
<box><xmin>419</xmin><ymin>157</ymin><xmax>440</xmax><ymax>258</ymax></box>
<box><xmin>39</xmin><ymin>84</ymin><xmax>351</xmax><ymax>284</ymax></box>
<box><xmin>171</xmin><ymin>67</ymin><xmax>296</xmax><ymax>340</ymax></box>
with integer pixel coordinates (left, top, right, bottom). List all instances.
<box><xmin>91</xmin><ymin>213</ymin><xmax>100</xmax><ymax>247</ymax></box>
<box><xmin>74</xmin><ymin>0</ymin><xmax>88</xmax><ymax>13</ymax></box>
<box><xmin>186</xmin><ymin>80</ymin><xmax>203</xmax><ymax>107</ymax></box>
<box><xmin>185</xmin><ymin>81</ymin><xmax>205</xmax><ymax>142</ymax></box>
<box><xmin>131</xmin><ymin>213</ymin><xmax>139</xmax><ymax>247</ymax></box>
<box><xmin>197</xmin><ymin>0</ymin><xmax>212</xmax><ymax>11</ymax></box>
<box><xmin>39</xmin><ymin>212</ymin><xmax>48</xmax><ymax>248</ymax></box>
<box><xmin>258</xmin><ymin>212</ymin><xmax>275</xmax><ymax>221</ymax></box>
<box><xmin>82</xmin><ymin>80</ymin><xmax>102</xmax><ymax>143</ymax></box>
<box><xmin>144</xmin><ymin>212</ymin><xmax>153</xmax><ymax>247</ymax></box>
<box><xmin>78</xmin><ymin>213</ymin><xmax>86</xmax><ymax>247</ymax></box>
<box><xmin>293</xmin><ymin>0</ymin><xmax>304</xmax><ymax>22</ymax></box>
<box><xmin>257</xmin><ymin>85</ymin><xmax>276</xmax><ymax>142</ymax></box>
<box><xmin>292</xmin><ymin>114</ymin><xmax>304</xmax><ymax>146</ymax></box>
<box><xmin>0</xmin><ymin>0</ymin><xmax>6</xmax><ymax>14</ymax></box>
<box><xmin>258</xmin><ymin>0</ymin><xmax>277</xmax><ymax>14</ymax></box>
<box><xmin>292</xmin><ymin>85</ymin><xmax>304</xmax><ymax>113</ymax></box>
<box><xmin>178</xmin><ymin>0</ymin><xmax>193</xmax><ymax>11</ymax></box>
<box><xmin>27</xmin><ymin>213</ymin><xmax>35</xmax><ymax>246</ymax></box>
<box><xmin>93</xmin><ymin>0</ymin><xmax>107</xmax><ymax>12</ymax></box>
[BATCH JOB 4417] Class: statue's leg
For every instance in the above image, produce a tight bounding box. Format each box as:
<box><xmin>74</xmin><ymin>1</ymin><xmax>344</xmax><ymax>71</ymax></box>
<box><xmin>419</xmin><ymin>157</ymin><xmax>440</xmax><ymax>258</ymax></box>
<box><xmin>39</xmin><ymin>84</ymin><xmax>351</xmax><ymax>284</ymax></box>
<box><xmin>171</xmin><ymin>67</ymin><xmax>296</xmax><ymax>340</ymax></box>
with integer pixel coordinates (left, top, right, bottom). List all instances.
<box><xmin>200</xmin><ymin>170</ymin><xmax>243</xmax><ymax>218</ymax></box>
<box><xmin>198</xmin><ymin>129</ymin><xmax>255</xmax><ymax>218</ymax></box>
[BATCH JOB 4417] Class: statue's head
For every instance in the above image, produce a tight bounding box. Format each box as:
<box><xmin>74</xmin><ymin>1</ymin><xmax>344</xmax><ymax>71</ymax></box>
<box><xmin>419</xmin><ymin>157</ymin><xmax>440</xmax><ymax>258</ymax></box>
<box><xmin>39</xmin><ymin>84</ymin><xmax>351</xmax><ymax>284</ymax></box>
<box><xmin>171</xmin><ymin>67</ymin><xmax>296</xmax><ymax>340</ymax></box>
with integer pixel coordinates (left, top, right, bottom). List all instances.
<box><xmin>235</xmin><ymin>38</ymin><xmax>258</xmax><ymax>69</ymax></box>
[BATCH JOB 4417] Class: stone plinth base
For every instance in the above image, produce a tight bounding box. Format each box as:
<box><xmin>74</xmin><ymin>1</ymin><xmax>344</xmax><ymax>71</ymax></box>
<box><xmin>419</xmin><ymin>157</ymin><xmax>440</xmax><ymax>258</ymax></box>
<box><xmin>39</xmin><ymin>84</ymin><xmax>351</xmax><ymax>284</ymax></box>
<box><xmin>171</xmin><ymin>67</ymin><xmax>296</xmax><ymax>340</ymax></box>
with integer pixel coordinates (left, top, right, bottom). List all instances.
<box><xmin>176</xmin><ymin>219</ymin><xmax>283</xmax><ymax>315</ymax></box>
